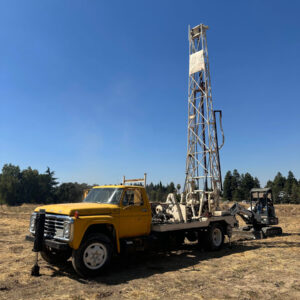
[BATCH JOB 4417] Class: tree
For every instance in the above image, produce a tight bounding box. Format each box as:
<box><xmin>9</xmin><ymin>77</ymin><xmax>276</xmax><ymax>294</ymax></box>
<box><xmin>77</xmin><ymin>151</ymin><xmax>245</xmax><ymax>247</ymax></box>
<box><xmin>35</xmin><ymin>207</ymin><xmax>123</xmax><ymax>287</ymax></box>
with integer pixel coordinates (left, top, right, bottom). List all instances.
<box><xmin>155</xmin><ymin>189</ymin><xmax>163</xmax><ymax>202</ymax></box>
<box><xmin>232</xmin><ymin>189</ymin><xmax>243</xmax><ymax>201</ymax></box>
<box><xmin>290</xmin><ymin>183</ymin><xmax>299</xmax><ymax>204</ymax></box>
<box><xmin>223</xmin><ymin>171</ymin><xmax>232</xmax><ymax>200</ymax></box>
<box><xmin>35</xmin><ymin>168</ymin><xmax>59</xmax><ymax>203</ymax></box>
<box><xmin>254</xmin><ymin>177</ymin><xmax>260</xmax><ymax>188</ymax></box>
<box><xmin>167</xmin><ymin>182</ymin><xmax>176</xmax><ymax>194</ymax></box>
<box><xmin>285</xmin><ymin>171</ymin><xmax>297</xmax><ymax>196</ymax></box>
<box><xmin>0</xmin><ymin>164</ymin><xmax>22</xmax><ymax>206</ymax></box>
<box><xmin>20</xmin><ymin>167</ymin><xmax>41</xmax><ymax>203</ymax></box>
<box><xmin>272</xmin><ymin>172</ymin><xmax>287</xmax><ymax>203</ymax></box>
<box><xmin>231</xmin><ymin>169</ymin><xmax>241</xmax><ymax>192</ymax></box>
<box><xmin>240</xmin><ymin>173</ymin><xmax>255</xmax><ymax>200</ymax></box>
<box><xmin>56</xmin><ymin>182</ymin><xmax>90</xmax><ymax>203</ymax></box>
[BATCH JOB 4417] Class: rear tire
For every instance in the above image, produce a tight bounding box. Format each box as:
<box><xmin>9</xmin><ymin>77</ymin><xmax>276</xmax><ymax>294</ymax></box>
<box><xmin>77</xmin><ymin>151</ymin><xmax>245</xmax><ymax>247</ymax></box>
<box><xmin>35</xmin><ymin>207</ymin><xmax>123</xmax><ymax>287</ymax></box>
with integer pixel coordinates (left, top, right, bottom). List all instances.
<box><xmin>203</xmin><ymin>223</ymin><xmax>224</xmax><ymax>251</ymax></box>
<box><xmin>41</xmin><ymin>247</ymin><xmax>72</xmax><ymax>265</ymax></box>
<box><xmin>72</xmin><ymin>233</ymin><xmax>112</xmax><ymax>277</ymax></box>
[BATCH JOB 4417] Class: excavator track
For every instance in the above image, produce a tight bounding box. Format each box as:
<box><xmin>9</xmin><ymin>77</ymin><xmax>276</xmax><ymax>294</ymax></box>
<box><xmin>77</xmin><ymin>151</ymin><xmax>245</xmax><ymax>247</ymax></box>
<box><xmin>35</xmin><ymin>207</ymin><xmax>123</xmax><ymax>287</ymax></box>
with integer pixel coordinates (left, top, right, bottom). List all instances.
<box><xmin>261</xmin><ymin>226</ymin><xmax>283</xmax><ymax>237</ymax></box>
<box><xmin>233</xmin><ymin>226</ymin><xmax>283</xmax><ymax>240</ymax></box>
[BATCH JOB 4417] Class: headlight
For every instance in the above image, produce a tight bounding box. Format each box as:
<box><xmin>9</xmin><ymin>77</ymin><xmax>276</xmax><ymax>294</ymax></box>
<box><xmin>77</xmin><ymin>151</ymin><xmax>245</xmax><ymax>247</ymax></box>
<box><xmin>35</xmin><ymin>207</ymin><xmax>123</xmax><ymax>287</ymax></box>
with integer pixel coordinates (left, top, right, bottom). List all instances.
<box><xmin>63</xmin><ymin>221</ymin><xmax>71</xmax><ymax>239</ymax></box>
<box><xmin>29</xmin><ymin>212</ymin><xmax>37</xmax><ymax>233</ymax></box>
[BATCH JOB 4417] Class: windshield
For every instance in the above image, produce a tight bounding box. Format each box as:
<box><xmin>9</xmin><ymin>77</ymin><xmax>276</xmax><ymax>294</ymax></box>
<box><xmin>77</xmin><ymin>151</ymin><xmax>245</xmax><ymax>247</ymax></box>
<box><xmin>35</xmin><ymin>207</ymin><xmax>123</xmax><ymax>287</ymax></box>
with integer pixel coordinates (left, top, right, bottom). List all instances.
<box><xmin>83</xmin><ymin>188</ymin><xmax>123</xmax><ymax>204</ymax></box>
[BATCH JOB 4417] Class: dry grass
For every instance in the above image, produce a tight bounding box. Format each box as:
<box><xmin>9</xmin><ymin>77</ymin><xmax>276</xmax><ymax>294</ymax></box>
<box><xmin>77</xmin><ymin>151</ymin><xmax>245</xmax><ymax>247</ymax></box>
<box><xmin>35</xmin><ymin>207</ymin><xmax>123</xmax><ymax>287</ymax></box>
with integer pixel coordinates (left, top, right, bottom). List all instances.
<box><xmin>0</xmin><ymin>204</ymin><xmax>299</xmax><ymax>300</ymax></box>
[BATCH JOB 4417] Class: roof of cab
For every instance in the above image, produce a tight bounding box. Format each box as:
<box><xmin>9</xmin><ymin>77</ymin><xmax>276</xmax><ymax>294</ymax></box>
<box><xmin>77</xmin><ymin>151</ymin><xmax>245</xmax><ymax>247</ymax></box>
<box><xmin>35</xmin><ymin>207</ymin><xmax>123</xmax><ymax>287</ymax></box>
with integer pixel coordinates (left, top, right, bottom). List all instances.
<box><xmin>92</xmin><ymin>185</ymin><xmax>144</xmax><ymax>189</ymax></box>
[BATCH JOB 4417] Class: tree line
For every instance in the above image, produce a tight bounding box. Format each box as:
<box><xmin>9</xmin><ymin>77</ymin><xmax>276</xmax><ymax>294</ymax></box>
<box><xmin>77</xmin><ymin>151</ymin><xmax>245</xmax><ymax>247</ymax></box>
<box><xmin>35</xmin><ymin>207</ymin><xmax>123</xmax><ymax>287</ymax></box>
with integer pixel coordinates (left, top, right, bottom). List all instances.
<box><xmin>0</xmin><ymin>163</ymin><xmax>299</xmax><ymax>205</ymax></box>
<box><xmin>0</xmin><ymin>164</ymin><xmax>90</xmax><ymax>206</ymax></box>
<box><xmin>223</xmin><ymin>169</ymin><xmax>300</xmax><ymax>204</ymax></box>
<box><xmin>0</xmin><ymin>163</ymin><xmax>181</xmax><ymax>206</ymax></box>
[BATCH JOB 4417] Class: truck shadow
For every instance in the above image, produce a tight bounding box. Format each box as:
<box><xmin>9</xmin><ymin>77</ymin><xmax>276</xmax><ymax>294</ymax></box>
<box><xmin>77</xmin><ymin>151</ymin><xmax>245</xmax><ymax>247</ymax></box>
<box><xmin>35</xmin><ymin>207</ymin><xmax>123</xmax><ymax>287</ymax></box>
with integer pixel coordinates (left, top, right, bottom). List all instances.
<box><xmin>45</xmin><ymin>237</ymin><xmax>300</xmax><ymax>284</ymax></box>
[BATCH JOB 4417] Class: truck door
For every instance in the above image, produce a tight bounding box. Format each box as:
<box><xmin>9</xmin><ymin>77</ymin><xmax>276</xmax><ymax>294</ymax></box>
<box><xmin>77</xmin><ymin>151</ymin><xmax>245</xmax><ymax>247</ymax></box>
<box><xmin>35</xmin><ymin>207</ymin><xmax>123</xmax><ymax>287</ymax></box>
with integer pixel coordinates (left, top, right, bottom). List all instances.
<box><xmin>119</xmin><ymin>188</ymin><xmax>151</xmax><ymax>238</ymax></box>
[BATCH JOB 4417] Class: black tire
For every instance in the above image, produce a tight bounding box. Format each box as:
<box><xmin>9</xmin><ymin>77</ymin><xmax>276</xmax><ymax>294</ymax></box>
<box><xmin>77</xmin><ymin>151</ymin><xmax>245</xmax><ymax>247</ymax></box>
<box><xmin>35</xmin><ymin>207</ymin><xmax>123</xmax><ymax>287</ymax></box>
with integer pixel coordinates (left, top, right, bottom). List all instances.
<box><xmin>41</xmin><ymin>246</ymin><xmax>72</xmax><ymax>265</ymax></box>
<box><xmin>203</xmin><ymin>223</ymin><xmax>224</xmax><ymax>251</ymax></box>
<box><xmin>72</xmin><ymin>233</ymin><xmax>112</xmax><ymax>277</ymax></box>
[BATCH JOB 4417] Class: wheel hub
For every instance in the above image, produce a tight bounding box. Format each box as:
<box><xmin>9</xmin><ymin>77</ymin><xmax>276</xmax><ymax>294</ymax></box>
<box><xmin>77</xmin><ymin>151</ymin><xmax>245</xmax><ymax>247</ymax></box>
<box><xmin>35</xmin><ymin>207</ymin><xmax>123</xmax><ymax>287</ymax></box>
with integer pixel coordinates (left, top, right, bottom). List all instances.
<box><xmin>212</xmin><ymin>228</ymin><xmax>222</xmax><ymax>247</ymax></box>
<box><xmin>83</xmin><ymin>242</ymin><xmax>107</xmax><ymax>270</ymax></box>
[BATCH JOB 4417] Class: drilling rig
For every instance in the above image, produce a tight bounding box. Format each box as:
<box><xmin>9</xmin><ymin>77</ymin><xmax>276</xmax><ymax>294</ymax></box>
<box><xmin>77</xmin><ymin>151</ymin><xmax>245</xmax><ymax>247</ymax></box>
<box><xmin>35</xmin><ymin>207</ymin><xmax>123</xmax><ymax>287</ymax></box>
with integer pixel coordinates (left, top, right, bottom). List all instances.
<box><xmin>183</xmin><ymin>24</ymin><xmax>224</xmax><ymax>217</ymax></box>
<box><xmin>181</xmin><ymin>24</ymin><xmax>282</xmax><ymax>238</ymax></box>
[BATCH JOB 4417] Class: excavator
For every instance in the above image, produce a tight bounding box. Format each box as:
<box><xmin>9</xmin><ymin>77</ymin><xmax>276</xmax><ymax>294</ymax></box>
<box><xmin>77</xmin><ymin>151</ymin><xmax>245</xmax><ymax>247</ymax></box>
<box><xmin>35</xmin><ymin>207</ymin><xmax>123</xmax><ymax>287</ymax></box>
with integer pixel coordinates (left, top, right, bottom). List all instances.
<box><xmin>230</xmin><ymin>187</ymin><xmax>283</xmax><ymax>238</ymax></box>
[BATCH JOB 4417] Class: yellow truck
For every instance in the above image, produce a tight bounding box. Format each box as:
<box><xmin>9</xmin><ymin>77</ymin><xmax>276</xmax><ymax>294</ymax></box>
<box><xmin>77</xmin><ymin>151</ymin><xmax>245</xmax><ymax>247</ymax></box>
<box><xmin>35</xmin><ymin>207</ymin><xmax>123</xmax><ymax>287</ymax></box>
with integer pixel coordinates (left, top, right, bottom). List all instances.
<box><xmin>26</xmin><ymin>184</ymin><xmax>237</xmax><ymax>277</ymax></box>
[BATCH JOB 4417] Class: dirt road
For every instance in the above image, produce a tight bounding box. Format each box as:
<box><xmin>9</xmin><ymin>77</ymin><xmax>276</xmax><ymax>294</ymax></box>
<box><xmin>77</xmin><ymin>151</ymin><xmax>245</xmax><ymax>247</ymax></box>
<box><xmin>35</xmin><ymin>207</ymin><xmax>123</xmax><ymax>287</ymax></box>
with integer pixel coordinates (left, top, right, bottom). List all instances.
<box><xmin>0</xmin><ymin>204</ymin><xmax>299</xmax><ymax>300</ymax></box>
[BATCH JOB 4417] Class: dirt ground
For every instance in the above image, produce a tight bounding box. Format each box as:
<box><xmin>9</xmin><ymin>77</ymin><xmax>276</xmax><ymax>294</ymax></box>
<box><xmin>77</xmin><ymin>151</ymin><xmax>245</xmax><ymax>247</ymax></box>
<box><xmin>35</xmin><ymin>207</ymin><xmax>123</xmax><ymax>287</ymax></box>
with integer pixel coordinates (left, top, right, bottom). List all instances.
<box><xmin>0</xmin><ymin>204</ymin><xmax>299</xmax><ymax>300</ymax></box>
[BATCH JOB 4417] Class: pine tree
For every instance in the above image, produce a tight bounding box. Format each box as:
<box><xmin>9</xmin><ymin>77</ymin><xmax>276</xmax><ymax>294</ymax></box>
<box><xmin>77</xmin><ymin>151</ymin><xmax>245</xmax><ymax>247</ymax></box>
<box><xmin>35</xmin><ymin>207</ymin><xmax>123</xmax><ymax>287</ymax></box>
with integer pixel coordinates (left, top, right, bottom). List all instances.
<box><xmin>254</xmin><ymin>177</ymin><xmax>260</xmax><ymax>188</ymax></box>
<box><xmin>240</xmin><ymin>173</ymin><xmax>256</xmax><ymax>200</ymax></box>
<box><xmin>223</xmin><ymin>171</ymin><xmax>232</xmax><ymax>200</ymax></box>
<box><xmin>285</xmin><ymin>171</ymin><xmax>297</xmax><ymax>196</ymax></box>
<box><xmin>273</xmin><ymin>172</ymin><xmax>287</xmax><ymax>203</ymax></box>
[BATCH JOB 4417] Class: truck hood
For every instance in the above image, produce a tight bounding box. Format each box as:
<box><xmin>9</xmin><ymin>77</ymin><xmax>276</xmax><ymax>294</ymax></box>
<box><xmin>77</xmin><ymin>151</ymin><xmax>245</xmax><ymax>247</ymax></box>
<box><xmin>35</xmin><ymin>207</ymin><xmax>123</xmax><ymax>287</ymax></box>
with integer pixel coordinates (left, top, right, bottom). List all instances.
<box><xmin>34</xmin><ymin>202</ymin><xmax>120</xmax><ymax>216</ymax></box>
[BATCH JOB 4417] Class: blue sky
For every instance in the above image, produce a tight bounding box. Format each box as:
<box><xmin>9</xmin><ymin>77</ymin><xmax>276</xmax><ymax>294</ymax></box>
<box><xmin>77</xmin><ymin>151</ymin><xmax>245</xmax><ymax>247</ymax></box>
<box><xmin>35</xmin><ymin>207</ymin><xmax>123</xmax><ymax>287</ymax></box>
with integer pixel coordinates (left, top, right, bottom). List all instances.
<box><xmin>0</xmin><ymin>0</ymin><xmax>299</xmax><ymax>186</ymax></box>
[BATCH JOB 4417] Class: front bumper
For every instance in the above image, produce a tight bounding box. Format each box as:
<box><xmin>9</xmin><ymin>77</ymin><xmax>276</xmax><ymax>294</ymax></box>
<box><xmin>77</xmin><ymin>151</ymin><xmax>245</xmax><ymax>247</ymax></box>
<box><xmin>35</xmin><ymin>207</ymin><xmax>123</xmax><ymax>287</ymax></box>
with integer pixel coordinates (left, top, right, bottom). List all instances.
<box><xmin>25</xmin><ymin>235</ymin><xmax>70</xmax><ymax>251</ymax></box>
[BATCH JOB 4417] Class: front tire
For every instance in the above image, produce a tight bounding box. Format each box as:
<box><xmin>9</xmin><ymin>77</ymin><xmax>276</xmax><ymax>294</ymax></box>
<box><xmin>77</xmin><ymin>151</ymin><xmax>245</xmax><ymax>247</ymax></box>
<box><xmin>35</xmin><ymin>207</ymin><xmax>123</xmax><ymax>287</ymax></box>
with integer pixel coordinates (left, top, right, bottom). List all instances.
<box><xmin>41</xmin><ymin>246</ymin><xmax>72</xmax><ymax>265</ymax></box>
<box><xmin>72</xmin><ymin>233</ymin><xmax>112</xmax><ymax>277</ymax></box>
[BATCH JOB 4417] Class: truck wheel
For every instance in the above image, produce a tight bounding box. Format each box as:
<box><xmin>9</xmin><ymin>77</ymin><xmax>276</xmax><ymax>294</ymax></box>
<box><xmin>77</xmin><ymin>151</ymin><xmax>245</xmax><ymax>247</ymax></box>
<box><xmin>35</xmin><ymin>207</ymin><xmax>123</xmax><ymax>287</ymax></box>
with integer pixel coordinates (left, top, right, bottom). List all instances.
<box><xmin>204</xmin><ymin>223</ymin><xmax>224</xmax><ymax>251</ymax></box>
<box><xmin>72</xmin><ymin>233</ymin><xmax>112</xmax><ymax>277</ymax></box>
<box><xmin>41</xmin><ymin>246</ymin><xmax>72</xmax><ymax>265</ymax></box>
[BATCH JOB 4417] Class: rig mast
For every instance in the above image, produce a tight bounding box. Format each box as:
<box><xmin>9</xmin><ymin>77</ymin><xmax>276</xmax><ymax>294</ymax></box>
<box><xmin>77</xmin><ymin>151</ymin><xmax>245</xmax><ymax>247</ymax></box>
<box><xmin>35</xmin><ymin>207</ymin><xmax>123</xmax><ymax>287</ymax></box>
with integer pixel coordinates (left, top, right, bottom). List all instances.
<box><xmin>184</xmin><ymin>24</ymin><xmax>224</xmax><ymax>214</ymax></box>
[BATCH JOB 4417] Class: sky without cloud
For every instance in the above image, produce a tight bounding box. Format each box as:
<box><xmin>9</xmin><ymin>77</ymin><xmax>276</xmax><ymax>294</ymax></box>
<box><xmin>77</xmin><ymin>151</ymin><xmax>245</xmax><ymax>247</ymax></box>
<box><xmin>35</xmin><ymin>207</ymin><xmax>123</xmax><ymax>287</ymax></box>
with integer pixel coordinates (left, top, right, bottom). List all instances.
<box><xmin>0</xmin><ymin>0</ymin><xmax>299</xmax><ymax>187</ymax></box>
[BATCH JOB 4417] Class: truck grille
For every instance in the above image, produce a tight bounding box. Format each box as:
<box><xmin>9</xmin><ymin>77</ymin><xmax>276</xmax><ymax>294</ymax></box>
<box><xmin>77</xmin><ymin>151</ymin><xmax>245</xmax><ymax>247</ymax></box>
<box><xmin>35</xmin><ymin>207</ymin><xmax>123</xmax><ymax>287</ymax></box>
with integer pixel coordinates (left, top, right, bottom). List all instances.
<box><xmin>44</xmin><ymin>214</ymin><xmax>66</xmax><ymax>239</ymax></box>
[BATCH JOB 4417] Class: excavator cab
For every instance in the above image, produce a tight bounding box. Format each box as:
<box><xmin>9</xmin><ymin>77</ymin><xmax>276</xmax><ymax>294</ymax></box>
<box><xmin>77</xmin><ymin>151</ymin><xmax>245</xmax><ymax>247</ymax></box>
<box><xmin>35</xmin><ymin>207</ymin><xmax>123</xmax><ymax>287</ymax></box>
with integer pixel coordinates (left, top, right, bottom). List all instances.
<box><xmin>250</xmin><ymin>188</ymin><xmax>278</xmax><ymax>226</ymax></box>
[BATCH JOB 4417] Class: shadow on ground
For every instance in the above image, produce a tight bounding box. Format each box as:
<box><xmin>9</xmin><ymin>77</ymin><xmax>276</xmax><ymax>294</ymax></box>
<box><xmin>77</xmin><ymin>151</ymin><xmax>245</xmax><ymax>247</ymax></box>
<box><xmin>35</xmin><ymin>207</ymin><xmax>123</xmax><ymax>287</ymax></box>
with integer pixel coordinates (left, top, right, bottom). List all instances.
<box><xmin>43</xmin><ymin>236</ymin><xmax>300</xmax><ymax>285</ymax></box>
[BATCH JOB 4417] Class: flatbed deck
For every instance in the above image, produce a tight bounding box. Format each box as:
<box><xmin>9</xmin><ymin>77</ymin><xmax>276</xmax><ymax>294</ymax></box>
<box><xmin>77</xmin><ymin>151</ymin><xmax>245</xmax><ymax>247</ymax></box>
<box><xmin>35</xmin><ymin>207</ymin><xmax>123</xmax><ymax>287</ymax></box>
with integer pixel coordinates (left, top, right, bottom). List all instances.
<box><xmin>151</xmin><ymin>215</ymin><xmax>236</xmax><ymax>232</ymax></box>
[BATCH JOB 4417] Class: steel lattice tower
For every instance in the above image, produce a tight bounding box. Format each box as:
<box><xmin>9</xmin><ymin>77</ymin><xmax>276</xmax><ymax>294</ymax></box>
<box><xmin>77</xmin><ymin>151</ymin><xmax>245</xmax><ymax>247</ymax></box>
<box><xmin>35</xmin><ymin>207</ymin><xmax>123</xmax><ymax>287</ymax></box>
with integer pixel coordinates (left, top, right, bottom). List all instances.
<box><xmin>184</xmin><ymin>24</ymin><xmax>223</xmax><ymax>213</ymax></box>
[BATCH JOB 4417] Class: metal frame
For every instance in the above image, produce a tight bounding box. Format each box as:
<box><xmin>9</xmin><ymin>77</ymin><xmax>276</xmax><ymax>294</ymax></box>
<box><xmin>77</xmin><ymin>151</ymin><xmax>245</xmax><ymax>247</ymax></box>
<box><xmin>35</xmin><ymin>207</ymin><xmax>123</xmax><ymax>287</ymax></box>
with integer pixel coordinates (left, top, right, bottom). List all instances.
<box><xmin>184</xmin><ymin>24</ymin><xmax>224</xmax><ymax>214</ymax></box>
<box><xmin>123</xmin><ymin>173</ymin><xmax>147</xmax><ymax>187</ymax></box>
